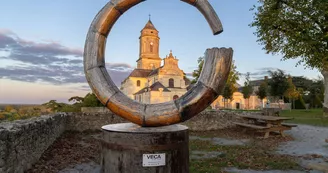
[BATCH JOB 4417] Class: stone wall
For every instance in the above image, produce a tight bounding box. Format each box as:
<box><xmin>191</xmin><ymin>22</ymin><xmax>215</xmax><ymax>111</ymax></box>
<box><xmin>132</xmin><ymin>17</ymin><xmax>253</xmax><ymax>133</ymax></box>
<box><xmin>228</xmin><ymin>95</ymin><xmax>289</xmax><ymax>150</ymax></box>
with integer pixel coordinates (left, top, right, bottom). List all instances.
<box><xmin>184</xmin><ymin>110</ymin><xmax>240</xmax><ymax>131</ymax></box>
<box><xmin>183</xmin><ymin>110</ymin><xmax>260</xmax><ymax>131</ymax></box>
<box><xmin>66</xmin><ymin>112</ymin><xmax>126</xmax><ymax>132</ymax></box>
<box><xmin>0</xmin><ymin>108</ymin><xmax>256</xmax><ymax>173</ymax></box>
<box><xmin>0</xmin><ymin>113</ymin><xmax>67</xmax><ymax>173</ymax></box>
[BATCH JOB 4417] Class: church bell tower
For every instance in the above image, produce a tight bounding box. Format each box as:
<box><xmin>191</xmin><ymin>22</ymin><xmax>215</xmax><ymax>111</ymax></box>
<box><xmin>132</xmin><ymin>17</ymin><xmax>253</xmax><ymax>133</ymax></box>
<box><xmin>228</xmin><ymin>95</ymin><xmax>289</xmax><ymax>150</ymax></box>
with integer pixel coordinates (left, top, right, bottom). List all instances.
<box><xmin>137</xmin><ymin>19</ymin><xmax>161</xmax><ymax>70</ymax></box>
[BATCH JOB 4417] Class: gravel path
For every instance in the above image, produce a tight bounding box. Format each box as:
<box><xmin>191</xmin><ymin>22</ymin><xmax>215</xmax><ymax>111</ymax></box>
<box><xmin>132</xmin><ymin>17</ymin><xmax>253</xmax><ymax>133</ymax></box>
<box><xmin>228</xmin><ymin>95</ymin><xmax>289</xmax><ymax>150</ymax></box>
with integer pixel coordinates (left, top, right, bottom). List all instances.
<box><xmin>224</xmin><ymin>125</ymin><xmax>328</xmax><ymax>173</ymax></box>
<box><xmin>224</xmin><ymin>167</ymin><xmax>305</xmax><ymax>173</ymax></box>
<box><xmin>276</xmin><ymin>125</ymin><xmax>328</xmax><ymax>172</ymax></box>
<box><xmin>189</xmin><ymin>136</ymin><xmax>249</xmax><ymax>146</ymax></box>
<box><xmin>276</xmin><ymin>125</ymin><xmax>328</xmax><ymax>157</ymax></box>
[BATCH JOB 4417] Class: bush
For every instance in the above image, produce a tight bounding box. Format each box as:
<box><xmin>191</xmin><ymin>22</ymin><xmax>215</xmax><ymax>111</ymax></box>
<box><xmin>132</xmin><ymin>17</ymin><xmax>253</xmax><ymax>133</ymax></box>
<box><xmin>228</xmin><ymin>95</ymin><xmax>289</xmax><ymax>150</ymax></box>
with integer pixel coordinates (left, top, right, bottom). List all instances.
<box><xmin>293</xmin><ymin>95</ymin><xmax>306</xmax><ymax>109</ymax></box>
<box><xmin>0</xmin><ymin>113</ymin><xmax>5</xmax><ymax>120</ymax></box>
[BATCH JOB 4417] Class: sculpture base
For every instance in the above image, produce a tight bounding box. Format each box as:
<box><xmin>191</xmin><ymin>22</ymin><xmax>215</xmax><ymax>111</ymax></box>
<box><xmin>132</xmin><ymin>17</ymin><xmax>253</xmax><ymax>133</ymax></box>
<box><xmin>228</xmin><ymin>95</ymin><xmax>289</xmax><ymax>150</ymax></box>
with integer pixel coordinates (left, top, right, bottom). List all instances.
<box><xmin>101</xmin><ymin>123</ymin><xmax>189</xmax><ymax>173</ymax></box>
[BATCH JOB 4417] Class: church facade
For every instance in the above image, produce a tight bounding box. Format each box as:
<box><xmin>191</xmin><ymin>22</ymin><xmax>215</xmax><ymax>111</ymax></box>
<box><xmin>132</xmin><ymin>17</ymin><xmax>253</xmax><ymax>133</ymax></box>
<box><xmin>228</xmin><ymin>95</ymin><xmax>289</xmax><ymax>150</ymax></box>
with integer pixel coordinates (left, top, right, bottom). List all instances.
<box><xmin>120</xmin><ymin>19</ymin><xmax>190</xmax><ymax>104</ymax></box>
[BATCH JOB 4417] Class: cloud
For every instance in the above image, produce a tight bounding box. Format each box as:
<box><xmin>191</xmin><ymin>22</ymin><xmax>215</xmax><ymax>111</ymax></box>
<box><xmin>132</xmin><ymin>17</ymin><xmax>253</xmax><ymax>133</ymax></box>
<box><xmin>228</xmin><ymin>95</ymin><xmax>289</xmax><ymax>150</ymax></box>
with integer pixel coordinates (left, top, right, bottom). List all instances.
<box><xmin>0</xmin><ymin>29</ymin><xmax>132</xmax><ymax>86</ymax></box>
<box><xmin>239</xmin><ymin>67</ymin><xmax>284</xmax><ymax>82</ymax></box>
<box><xmin>256</xmin><ymin>67</ymin><xmax>280</xmax><ymax>72</ymax></box>
<box><xmin>106</xmin><ymin>63</ymin><xmax>134</xmax><ymax>71</ymax></box>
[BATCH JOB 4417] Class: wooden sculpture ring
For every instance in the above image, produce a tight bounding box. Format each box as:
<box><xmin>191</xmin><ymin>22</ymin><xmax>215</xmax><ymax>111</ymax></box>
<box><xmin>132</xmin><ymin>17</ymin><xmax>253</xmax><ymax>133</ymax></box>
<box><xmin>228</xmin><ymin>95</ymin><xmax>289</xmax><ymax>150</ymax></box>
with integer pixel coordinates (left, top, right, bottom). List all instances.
<box><xmin>84</xmin><ymin>0</ymin><xmax>233</xmax><ymax>127</ymax></box>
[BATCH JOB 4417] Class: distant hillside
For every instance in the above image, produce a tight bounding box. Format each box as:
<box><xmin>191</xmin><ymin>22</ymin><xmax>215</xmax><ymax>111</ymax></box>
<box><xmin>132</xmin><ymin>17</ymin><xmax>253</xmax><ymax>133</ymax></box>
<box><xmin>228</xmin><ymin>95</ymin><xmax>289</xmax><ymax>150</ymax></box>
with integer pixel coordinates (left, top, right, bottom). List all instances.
<box><xmin>0</xmin><ymin>104</ymin><xmax>41</xmax><ymax>110</ymax></box>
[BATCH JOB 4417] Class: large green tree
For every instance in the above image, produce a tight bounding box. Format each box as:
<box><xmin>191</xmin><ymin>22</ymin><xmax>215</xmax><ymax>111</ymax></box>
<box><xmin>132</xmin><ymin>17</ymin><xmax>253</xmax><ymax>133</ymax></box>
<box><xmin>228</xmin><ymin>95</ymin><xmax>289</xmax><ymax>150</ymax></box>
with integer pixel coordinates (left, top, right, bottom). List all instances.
<box><xmin>192</xmin><ymin>57</ymin><xmax>240</xmax><ymax>108</ymax></box>
<box><xmin>82</xmin><ymin>93</ymin><xmax>104</xmax><ymax>107</ymax></box>
<box><xmin>291</xmin><ymin>76</ymin><xmax>313</xmax><ymax>93</ymax></box>
<box><xmin>191</xmin><ymin>57</ymin><xmax>204</xmax><ymax>84</ymax></box>
<box><xmin>222</xmin><ymin>84</ymin><xmax>234</xmax><ymax>108</ymax></box>
<box><xmin>256</xmin><ymin>80</ymin><xmax>268</xmax><ymax>108</ymax></box>
<box><xmin>308</xmin><ymin>77</ymin><xmax>324</xmax><ymax>108</ymax></box>
<box><xmin>227</xmin><ymin>61</ymin><xmax>240</xmax><ymax>92</ymax></box>
<box><xmin>242</xmin><ymin>72</ymin><xmax>253</xmax><ymax>109</ymax></box>
<box><xmin>68</xmin><ymin>96</ymin><xmax>84</xmax><ymax>104</ymax></box>
<box><xmin>222</xmin><ymin>61</ymin><xmax>240</xmax><ymax>108</ymax></box>
<box><xmin>284</xmin><ymin>76</ymin><xmax>300</xmax><ymax>109</ymax></box>
<box><xmin>192</xmin><ymin>58</ymin><xmax>239</xmax><ymax>91</ymax></box>
<box><xmin>268</xmin><ymin>70</ymin><xmax>289</xmax><ymax>102</ymax></box>
<box><xmin>251</xmin><ymin>0</ymin><xmax>328</xmax><ymax>113</ymax></box>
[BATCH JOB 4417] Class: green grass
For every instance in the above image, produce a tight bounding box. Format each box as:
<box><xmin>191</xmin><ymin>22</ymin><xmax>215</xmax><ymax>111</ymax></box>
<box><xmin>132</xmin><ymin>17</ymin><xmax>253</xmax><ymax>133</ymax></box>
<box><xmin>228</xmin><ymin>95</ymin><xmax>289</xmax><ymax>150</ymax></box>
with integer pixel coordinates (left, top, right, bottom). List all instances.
<box><xmin>281</xmin><ymin>109</ymin><xmax>328</xmax><ymax>127</ymax></box>
<box><xmin>189</xmin><ymin>138</ymin><xmax>300</xmax><ymax>172</ymax></box>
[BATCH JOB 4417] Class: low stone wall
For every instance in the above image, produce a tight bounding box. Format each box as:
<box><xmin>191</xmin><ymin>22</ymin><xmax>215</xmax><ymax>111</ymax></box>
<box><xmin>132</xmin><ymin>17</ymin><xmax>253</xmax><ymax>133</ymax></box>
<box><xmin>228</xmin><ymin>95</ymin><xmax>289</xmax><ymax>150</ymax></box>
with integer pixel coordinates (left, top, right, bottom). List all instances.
<box><xmin>66</xmin><ymin>111</ymin><xmax>126</xmax><ymax>132</ymax></box>
<box><xmin>0</xmin><ymin>113</ymin><xmax>67</xmax><ymax>173</ymax></box>
<box><xmin>0</xmin><ymin>108</ymin><xmax>256</xmax><ymax>173</ymax></box>
<box><xmin>183</xmin><ymin>110</ymin><xmax>241</xmax><ymax>131</ymax></box>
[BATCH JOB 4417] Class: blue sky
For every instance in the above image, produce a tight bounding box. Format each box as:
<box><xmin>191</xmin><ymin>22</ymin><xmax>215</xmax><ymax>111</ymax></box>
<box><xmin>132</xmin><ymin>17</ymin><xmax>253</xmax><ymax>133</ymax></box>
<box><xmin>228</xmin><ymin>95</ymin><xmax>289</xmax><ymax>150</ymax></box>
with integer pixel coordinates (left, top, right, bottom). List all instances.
<box><xmin>0</xmin><ymin>0</ymin><xmax>320</xmax><ymax>104</ymax></box>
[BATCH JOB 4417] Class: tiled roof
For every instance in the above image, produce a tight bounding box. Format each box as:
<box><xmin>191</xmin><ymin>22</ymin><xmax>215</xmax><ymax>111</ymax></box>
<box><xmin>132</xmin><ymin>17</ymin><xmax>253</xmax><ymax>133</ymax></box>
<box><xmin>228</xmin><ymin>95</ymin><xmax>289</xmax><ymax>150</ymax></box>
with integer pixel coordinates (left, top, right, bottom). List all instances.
<box><xmin>129</xmin><ymin>69</ymin><xmax>153</xmax><ymax>78</ymax></box>
<box><xmin>150</xmin><ymin>82</ymin><xmax>170</xmax><ymax>92</ymax></box>
<box><xmin>148</xmin><ymin>68</ymin><xmax>160</xmax><ymax>76</ymax></box>
<box><xmin>134</xmin><ymin>82</ymin><xmax>170</xmax><ymax>95</ymax></box>
<box><xmin>143</xmin><ymin>20</ymin><xmax>157</xmax><ymax>31</ymax></box>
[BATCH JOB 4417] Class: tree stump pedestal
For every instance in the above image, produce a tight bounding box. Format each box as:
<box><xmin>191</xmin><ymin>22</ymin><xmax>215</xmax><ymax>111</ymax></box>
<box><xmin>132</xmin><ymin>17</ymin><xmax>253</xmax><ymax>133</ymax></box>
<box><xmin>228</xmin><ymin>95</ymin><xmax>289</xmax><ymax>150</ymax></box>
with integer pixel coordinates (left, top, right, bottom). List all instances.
<box><xmin>101</xmin><ymin>123</ymin><xmax>189</xmax><ymax>173</ymax></box>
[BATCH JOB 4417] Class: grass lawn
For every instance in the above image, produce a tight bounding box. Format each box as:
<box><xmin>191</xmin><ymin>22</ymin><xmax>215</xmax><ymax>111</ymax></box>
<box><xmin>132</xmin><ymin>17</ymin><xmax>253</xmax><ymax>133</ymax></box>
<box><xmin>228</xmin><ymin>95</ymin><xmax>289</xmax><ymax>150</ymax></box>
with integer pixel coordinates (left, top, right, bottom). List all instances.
<box><xmin>281</xmin><ymin>109</ymin><xmax>328</xmax><ymax>127</ymax></box>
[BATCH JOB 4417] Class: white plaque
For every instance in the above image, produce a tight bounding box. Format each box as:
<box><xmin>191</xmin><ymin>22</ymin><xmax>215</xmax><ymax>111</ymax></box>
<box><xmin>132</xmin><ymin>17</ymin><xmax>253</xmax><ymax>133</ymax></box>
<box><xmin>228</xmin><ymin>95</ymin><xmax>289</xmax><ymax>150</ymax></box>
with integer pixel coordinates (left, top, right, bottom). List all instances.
<box><xmin>142</xmin><ymin>153</ymin><xmax>166</xmax><ymax>167</ymax></box>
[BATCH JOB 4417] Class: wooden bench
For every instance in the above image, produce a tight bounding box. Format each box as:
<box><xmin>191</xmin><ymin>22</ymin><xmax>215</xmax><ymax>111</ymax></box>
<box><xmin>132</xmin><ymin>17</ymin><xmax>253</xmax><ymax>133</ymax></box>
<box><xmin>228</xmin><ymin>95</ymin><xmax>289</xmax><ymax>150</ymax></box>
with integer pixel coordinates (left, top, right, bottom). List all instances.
<box><xmin>233</xmin><ymin>122</ymin><xmax>293</xmax><ymax>138</ymax></box>
<box><xmin>233</xmin><ymin>122</ymin><xmax>269</xmax><ymax>130</ymax></box>
<box><xmin>281</xmin><ymin>123</ymin><xmax>298</xmax><ymax>127</ymax></box>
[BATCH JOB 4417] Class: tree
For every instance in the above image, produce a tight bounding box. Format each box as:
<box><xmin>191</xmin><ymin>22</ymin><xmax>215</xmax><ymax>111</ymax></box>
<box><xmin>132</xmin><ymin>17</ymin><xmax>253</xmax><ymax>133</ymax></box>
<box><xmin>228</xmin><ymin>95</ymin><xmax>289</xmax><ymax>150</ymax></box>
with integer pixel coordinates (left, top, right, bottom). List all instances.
<box><xmin>191</xmin><ymin>57</ymin><xmax>204</xmax><ymax>84</ymax></box>
<box><xmin>292</xmin><ymin>76</ymin><xmax>313</xmax><ymax>93</ymax></box>
<box><xmin>68</xmin><ymin>96</ymin><xmax>84</xmax><ymax>104</ymax></box>
<box><xmin>284</xmin><ymin>76</ymin><xmax>300</xmax><ymax>110</ymax></box>
<box><xmin>308</xmin><ymin>77</ymin><xmax>324</xmax><ymax>108</ymax></box>
<box><xmin>42</xmin><ymin>100</ymin><xmax>66</xmax><ymax>112</ymax></box>
<box><xmin>294</xmin><ymin>94</ymin><xmax>306</xmax><ymax>109</ymax></box>
<box><xmin>268</xmin><ymin>70</ymin><xmax>289</xmax><ymax>102</ymax></box>
<box><xmin>227</xmin><ymin>60</ymin><xmax>240</xmax><ymax>92</ymax></box>
<box><xmin>242</xmin><ymin>72</ymin><xmax>253</xmax><ymax>109</ymax></box>
<box><xmin>4</xmin><ymin>105</ymin><xmax>14</xmax><ymax>112</ymax></box>
<box><xmin>222</xmin><ymin>61</ymin><xmax>240</xmax><ymax>108</ymax></box>
<box><xmin>222</xmin><ymin>84</ymin><xmax>234</xmax><ymax>108</ymax></box>
<box><xmin>256</xmin><ymin>81</ymin><xmax>268</xmax><ymax>108</ymax></box>
<box><xmin>251</xmin><ymin>0</ymin><xmax>328</xmax><ymax>114</ymax></box>
<box><xmin>192</xmin><ymin>57</ymin><xmax>239</xmax><ymax>92</ymax></box>
<box><xmin>82</xmin><ymin>93</ymin><xmax>104</xmax><ymax>107</ymax></box>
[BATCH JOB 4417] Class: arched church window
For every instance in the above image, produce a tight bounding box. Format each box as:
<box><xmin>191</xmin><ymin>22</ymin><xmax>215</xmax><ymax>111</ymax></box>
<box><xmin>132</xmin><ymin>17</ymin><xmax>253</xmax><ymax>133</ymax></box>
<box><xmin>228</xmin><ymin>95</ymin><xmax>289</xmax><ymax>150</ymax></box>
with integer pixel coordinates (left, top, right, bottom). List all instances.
<box><xmin>173</xmin><ymin>95</ymin><xmax>179</xmax><ymax>100</ymax></box>
<box><xmin>137</xmin><ymin>80</ymin><xmax>141</xmax><ymax>87</ymax></box>
<box><xmin>150</xmin><ymin>42</ymin><xmax>154</xmax><ymax>53</ymax></box>
<box><xmin>169</xmin><ymin>78</ymin><xmax>174</xmax><ymax>88</ymax></box>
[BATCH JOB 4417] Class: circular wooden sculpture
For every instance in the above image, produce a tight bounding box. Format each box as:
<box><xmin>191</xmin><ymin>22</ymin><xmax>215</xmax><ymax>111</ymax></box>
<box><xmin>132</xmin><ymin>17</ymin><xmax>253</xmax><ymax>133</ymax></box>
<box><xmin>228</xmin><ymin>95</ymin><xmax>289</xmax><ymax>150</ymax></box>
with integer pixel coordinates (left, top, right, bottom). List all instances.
<box><xmin>84</xmin><ymin>0</ymin><xmax>233</xmax><ymax>127</ymax></box>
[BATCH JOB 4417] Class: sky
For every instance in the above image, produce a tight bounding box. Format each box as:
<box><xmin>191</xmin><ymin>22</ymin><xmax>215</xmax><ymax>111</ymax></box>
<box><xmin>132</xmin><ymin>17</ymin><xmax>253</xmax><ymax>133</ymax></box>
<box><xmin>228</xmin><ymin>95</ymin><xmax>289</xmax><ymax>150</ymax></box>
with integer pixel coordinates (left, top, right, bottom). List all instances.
<box><xmin>0</xmin><ymin>0</ymin><xmax>321</xmax><ymax>104</ymax></box>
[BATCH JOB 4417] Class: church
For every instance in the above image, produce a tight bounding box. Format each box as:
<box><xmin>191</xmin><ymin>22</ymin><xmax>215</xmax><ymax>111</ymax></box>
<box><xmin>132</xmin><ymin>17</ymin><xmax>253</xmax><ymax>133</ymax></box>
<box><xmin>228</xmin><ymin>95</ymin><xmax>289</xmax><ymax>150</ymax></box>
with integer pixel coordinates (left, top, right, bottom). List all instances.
<box><xmin>120</xmin><ymin>19</ymin><xmax>190</xmax><ymax>104</ymax></box>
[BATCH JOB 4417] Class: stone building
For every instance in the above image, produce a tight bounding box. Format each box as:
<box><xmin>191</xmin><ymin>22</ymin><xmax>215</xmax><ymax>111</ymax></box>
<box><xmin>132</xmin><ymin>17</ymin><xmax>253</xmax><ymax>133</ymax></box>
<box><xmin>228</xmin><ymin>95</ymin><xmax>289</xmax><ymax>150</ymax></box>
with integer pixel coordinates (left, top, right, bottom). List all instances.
<box><xmin>211</xmin><ymin>77</ymin><xmax>269</xmax><ymax>110</ymax></box>
<box><xmin>120</xmin><ymin>19</ymin><xmax>190</xmax><ymax>104</ymax></box>
<box><xmin>211</xmin><ymin>93</ymin><xmax>267</xmax><ymax>110</ymax></box>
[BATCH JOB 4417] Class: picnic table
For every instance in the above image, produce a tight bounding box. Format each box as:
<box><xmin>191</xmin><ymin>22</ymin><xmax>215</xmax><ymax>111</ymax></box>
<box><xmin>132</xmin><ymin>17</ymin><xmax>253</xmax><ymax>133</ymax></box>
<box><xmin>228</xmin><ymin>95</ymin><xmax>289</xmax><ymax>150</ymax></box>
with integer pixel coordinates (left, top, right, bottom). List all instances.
<box><xmin>262</xmin><ymin>108</ymin><xmax>282</xmax><ymax>116</ymax></box>
<box><xmin>234</xmin><ymin>114</ymin><xmax>296</xmax><ymax>138</ymax></box>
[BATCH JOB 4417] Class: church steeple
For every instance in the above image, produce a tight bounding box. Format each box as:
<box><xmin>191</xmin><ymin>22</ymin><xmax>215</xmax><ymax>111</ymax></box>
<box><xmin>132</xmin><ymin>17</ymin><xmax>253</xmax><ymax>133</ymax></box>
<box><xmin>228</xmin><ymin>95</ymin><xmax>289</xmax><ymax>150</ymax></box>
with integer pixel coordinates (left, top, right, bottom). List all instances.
<box><xmin>137</xmin><ymin>18</ymin><xmax>161</xmax><ymax>70</ymax></box>
<box><xmin>142</xmin><ymin>19</ymin><xmax>157</xmax><ymax>31</ymax></box>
